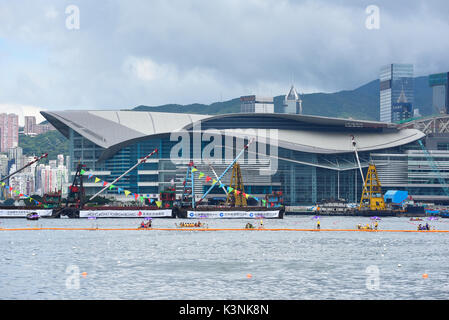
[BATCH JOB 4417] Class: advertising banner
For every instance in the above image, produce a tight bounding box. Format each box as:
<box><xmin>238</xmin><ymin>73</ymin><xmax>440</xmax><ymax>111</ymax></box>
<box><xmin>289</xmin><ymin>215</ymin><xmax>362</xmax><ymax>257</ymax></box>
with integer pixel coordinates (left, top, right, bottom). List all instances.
<box><xmin>186</xmin><ymin>210</ymin><xmax>280</xmax><ymax>219</ymax></box>
<box><xmin>79</xmin><ymin>209</ymin><xmax>172</xmax><ymax>218</ymax></box>
<box><xmin>0</xmin><ymin>209</ymin><xmax>53</xmax><ymax>217</ymax></box>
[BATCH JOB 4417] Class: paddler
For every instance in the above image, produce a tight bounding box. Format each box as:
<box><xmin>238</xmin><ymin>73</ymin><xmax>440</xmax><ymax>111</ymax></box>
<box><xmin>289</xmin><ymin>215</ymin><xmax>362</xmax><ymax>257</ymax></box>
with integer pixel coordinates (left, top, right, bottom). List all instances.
<box><xmin>316</xmin><ymin>220</ymin><xmax>321</xmax><ymax>230</ymax></box>
<box><xmin>374</xmin><ymin>221</ymin><xmax>378</xmax><ymax>230</ymax></box>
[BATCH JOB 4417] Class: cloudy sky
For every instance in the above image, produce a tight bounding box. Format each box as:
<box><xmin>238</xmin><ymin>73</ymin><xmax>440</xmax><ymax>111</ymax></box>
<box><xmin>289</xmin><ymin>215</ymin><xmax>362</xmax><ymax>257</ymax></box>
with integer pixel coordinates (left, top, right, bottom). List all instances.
<box><xmin>1</xmin><ymin>0</ymin><xmax>449</xmax><ymax>124</ymax></box>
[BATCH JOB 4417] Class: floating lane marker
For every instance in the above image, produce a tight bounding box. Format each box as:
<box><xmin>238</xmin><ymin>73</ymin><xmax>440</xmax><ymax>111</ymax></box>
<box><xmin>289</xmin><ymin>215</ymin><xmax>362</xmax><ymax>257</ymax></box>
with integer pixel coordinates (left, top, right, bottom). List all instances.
<box><xmin>0</xmin><ymin>227</ymin><xmax>448</xmax><ymax>233</ymax></box>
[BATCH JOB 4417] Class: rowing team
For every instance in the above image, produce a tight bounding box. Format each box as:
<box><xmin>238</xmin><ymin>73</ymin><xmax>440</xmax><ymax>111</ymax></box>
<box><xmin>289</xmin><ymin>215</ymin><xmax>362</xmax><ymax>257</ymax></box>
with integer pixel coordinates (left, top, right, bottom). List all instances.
<box><xmin>139</xmin><ymin>220</ymin><xmax>152</xmax><ymax>228</ymax></box>
<box><xmin>178</xmin><ymin>221</ymin><xmax>205</xmax><ymax>228</ymax></box>
<box><xmin>357</xmin><ymin>222</ymin><xmax>378</xmax><ymax>230</ymax></box>
<box><xmin>245</xmin><ymin>220</ymin><xmax>265</xmax><ymax>229</ymax></box>
<box><xmin>417</xmin><ymin>223</ymin><xmax>434</xmax><ymax>231</ymax></box>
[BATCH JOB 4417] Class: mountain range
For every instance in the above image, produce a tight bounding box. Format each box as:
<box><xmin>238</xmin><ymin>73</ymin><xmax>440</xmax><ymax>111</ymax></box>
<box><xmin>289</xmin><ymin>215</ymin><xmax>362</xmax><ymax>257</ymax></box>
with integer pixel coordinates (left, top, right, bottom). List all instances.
<box><xmin>133</xmin><ymin>76</ymin><xmax>434</xmax><ymax>121</ymax></box>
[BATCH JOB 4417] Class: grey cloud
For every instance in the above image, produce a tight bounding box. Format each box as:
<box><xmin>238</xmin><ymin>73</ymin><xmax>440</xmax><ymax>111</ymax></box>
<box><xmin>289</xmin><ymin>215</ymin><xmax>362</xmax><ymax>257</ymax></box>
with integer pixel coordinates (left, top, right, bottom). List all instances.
<box><xmin>1</xmin><ymin>0</ymin><xmax>449</xmax><ymax>109</ymax></box>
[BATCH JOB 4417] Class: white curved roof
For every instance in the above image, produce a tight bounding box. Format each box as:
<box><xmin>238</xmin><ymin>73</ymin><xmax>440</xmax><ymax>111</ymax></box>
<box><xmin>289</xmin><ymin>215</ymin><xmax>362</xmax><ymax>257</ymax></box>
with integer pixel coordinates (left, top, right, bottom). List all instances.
<box><xmin>41</xmin><ymin>110</ymin><xmax>425</xmax><ymax>157</ymax></box>
<box><xmin>42</xmin><ymin>110</ymin><xmax>209</xmax><ymax>149</ymax></box>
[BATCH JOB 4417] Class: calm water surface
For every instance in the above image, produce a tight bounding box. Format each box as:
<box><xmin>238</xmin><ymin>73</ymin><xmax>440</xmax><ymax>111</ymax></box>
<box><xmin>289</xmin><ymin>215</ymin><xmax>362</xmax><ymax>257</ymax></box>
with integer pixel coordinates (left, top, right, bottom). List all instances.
<box><xmin>1</xmin><ymin>216</ymin><xmax>449</xmax><ymax>300</ymax></box>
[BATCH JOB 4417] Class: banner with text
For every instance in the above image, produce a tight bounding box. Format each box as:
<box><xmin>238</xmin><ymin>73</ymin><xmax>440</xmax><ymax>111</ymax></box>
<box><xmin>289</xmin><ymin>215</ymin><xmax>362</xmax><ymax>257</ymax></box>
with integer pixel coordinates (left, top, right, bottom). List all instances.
<box><xmin>0</xmin><ymin>209</ymin><xmax>53</xmax><ymax>217</ymax></box>
<box><xmin>79</xmin><ymin>209</ymin><xmax>172</xmax><ymax>218</ymax></box>
<box><xmin>186</xmin><ymin>210</ymin><xmax>280</xmax><ymax>219</ymax></box>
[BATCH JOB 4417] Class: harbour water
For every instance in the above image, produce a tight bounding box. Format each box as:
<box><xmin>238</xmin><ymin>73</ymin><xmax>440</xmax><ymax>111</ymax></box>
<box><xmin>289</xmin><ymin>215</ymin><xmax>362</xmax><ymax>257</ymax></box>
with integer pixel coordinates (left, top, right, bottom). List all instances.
<box><xmin>1</xmin><ymin>216</ymin><xmax>449</xmax><ymax>300</ymax></box>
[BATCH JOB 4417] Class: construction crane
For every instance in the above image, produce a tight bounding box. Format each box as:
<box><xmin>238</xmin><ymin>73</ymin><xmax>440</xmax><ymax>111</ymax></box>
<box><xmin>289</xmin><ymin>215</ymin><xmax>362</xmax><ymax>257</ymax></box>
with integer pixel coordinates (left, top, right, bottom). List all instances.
<box><xmin>358</xmin><ymin>164</ymin><xmax>386</xmax><ymax>210</ymax></box>
<box><xmin>88</xmin><ymin>148</ymin><xmax>158</xmax><ymax>202</ymax></box>
<box><xmin>55</xmin><ymin>149</ymin><xmax>159</xmax><ymax>218</ymax></box>
<box><xmin>350</xmin><ymin>135</ymin><xmax>385</xmax><ymax>210</ymax></box>
<box><xmin>226</xmin><ymin>162</ymin><xmax>246</xmax><ymax>207</ymax></box>
<box><xmin>350</xmin><ymin>135</ymin><xmax>365</xmax><ymax>187</ymax></box>
<box><xmin>205</xmin><ymin>160</ymin><xmax>228</xmax><ymax>196</ymax></box>
<box><xmin>181</xmin><ymin>161</ymin><xmax>196</xmax><ymax>208</ymax></box>
<box><xmin>193</xmin><ymin>138</ymin><xmax>255</xmax><ymax>207</ymax></box>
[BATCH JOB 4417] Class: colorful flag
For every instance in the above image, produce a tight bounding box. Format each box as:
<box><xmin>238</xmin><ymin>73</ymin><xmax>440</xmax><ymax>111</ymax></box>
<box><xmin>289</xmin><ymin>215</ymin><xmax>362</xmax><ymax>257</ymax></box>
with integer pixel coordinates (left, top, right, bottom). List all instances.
<box><xmin>198</xmin><ymin>172</ymin><xmax>205</xmax><ymax>179</ymax></box>
<box><xmin>95</xmin><ymin>177</ymin><xmax>100</xmax><ymax>183</ymax></box>
<box><xmin>124</xmin><ymin>190</ymin><xmax>131</xmax><ymax>196</ymax></box>
<box><xmin>80</xmin><ymin>169</ymin><xmax>86</xmax><ymax>175</ymax></box>
<box><xmin>156</xmin><ymin>201</ymin><xmax>162</xmax><ymax>208</ymax></box>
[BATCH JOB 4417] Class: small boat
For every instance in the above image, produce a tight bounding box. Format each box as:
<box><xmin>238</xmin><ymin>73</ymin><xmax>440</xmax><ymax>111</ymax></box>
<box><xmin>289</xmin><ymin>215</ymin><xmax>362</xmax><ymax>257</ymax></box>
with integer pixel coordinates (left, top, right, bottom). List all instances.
<box><xmin>176</xmin><ymin>222</ymin><xmax>208</xmax><ymax>228</ymax></box>
<box><xmin>138</xmin><ymin>217</ymin><xmax>152</xmax><ymax>229</ymax></box>
<box><xmin>410</xmin><ymin>217</ymin><xmax>423</xmax><ymax>221</ymax></box>
<box><xmin>26</xmin><ymin>212</ymin><xmax>40</xmax><ymax>220</ymax></box>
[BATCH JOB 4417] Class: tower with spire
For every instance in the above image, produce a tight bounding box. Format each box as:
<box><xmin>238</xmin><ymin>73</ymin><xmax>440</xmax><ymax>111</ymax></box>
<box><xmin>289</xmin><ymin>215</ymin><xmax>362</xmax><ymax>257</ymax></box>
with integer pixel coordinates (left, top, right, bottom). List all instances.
<box><xmin>391</xmin><ymin>84</ymin><xmax>412</xmax><ymax>122</ymax></box>
<box><xmin>283</xmin><ymin>84</ymin><xmax>303</xmax><ymax>114</ymax></box>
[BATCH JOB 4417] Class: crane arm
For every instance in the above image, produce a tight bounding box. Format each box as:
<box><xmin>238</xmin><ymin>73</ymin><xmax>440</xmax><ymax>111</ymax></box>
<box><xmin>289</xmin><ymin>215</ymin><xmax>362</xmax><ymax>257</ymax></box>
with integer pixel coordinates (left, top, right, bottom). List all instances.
<box><xmin>88</xmin><ymin>148</ymin><xmax>158</xmax><ymax>202</ymax></box>
<box><xmin>350</xmin><ymin>135</ymin><xmax>366</xmax><ymax>186</ymax></box>
<box><xmin>1</xmin><ymin>153</ymin><xmax>48</xmax><ymax>182</ymax></box>
<box><xmin>198</xmin><ymin>138</ymin><xmax>255</xmax><ymax>204</ymax></box>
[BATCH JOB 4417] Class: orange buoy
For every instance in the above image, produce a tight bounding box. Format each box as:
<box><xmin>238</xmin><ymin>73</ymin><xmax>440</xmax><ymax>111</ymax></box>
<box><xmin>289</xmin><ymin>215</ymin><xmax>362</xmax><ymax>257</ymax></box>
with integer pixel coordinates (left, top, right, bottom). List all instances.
<box><xmin>422</xmin><ymin>273</ymin><xmax>428</xmax><ymax>279</ymax></box>
<box><xmin>81</xmin><ymin>272</ymin><xmax>88</xmax><ymax>278</ymax></box>
<box><xmin>246</xmin><ymin>273</ymin><xmax>252</xmax><ymax>279</ymax></box>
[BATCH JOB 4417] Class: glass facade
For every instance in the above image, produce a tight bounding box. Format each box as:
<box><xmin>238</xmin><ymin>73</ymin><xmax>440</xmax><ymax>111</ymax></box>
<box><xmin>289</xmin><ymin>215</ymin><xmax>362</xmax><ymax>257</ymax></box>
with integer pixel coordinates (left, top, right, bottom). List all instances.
<box><xmin>380</xmin><ymin>64</ymin><xmax>414</xmax><ymax>123</ymax></box>
<box><xmin>67</xmin><ymin>113</ymin><xmax>416</xmax><ymax>206</ymax></box>
<box><xmin>429</xmin><ymin>72</ymin><xmax>449</xmax><ymax>114</ymax></box>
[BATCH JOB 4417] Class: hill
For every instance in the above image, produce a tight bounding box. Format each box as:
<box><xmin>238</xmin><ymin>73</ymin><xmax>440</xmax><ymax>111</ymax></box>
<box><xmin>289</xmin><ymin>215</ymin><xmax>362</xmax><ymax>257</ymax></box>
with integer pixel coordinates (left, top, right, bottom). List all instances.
<box><xmin>19</xmin><ymin>130</ymin><xmax>69</xmax><ymax>162</ymax></box>
<box><xmin>133</xmin><ymin>76</ymin><xmax>433</xmax><ymax>121</ymax></box>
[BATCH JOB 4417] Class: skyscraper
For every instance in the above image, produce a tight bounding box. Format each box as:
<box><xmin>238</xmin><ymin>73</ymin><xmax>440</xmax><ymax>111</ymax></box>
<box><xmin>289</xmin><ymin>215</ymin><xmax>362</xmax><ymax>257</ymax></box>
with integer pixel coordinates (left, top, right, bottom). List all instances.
<box><xmin>24</xmin><ymin>116</ymin><xmax>36</xmax><ymax>135</ymax></box>
<box><xmin>379</xmin><ymin>64</ymin><xmax>414</xmax><ymax>122</ymax></box>
<box><xmin>429</xmin><ymin>72</ymin><xmax>449</xmax><ymax>114</ymax></box>
<box><xmin>0</xmin><ymin>113</ymin><xmax>19</xmax><ymax>152</ymax></box>
<box><xmin>283</xmin><ymin>85</ymin><xmax>303</xmax><ymax>114</ymax></box>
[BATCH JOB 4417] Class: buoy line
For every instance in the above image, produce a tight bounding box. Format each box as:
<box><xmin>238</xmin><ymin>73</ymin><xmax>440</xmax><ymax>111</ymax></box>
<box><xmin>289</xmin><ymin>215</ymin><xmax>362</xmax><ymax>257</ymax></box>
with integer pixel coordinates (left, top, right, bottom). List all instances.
<box><xmin>0</xmin><ymin>227</ymin><xmax>448</xmax><ymax>233</ymax></box>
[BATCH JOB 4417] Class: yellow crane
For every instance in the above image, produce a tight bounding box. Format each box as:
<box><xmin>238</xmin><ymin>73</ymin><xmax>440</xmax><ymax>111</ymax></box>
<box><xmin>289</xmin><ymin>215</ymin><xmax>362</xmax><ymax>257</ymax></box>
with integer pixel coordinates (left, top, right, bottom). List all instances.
<box><xmin>226</xmin><ymin>162</ymin><xmax>247</xmax><ymax>207</ymax></box>
<box><xmin>351</xmin><ymin>135</ymin><xmax>385</xmax><ymax>211</ymax></box>
<box><xmin>359</xmin><ymin>164</ymin><xmax>386</xmax><ymax>210</ymax></box>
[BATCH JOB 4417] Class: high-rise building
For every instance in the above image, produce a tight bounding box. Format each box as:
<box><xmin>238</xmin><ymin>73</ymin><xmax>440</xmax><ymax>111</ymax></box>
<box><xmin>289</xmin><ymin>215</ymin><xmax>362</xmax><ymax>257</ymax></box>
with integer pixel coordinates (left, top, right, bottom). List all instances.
<box><xmin>0</xmin><ymin>154</ymin><xmax>8</xmax><ymax>178</ymax></box>
<box><xmin>24</xmin><ymin>116</ymin><xmax>36</xmax><ymax>135</ymax></box>
<box><xmin>283</xmin><ymin>85</ymin><xmax>303</xmax><ymax>114</ymax></box>
<box><xmin>240</xmin><ymin>95</ymin><xmax>274</xmax><ymax>113</ymax></box>
<box><xmin>7</xmin><ymin>146</ymin><xmax>23</xmax><ymax>170</ymax></box>
<box><xmin>379</xmin><ymin>64</ymin><xmax>414</xmax><ymax>122</ymax></box>
<box><xmin>0</xmin><ymin>113</ymin><xmax>19</xmax><ymax>152</ymax></box>
<box><xmin>391</xmin><ymin>85</ymin><xmax>413</xmax><ymax>122</ymax></box>
<box><xmin>429</xmin><ymin>72</ymin><xmax>449</xmax><ymax>114</ymax></box>
<box><xmin>23</xmin><ymin>115</ymin><xmax>55</xmax><ymax>136</ymax></box>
